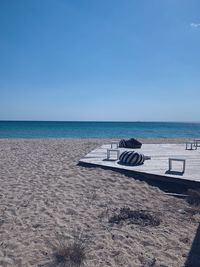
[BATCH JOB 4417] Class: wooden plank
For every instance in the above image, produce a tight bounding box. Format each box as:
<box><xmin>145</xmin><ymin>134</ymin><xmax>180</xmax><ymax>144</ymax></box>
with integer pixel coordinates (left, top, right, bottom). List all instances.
<box><xmin>79</xmin><ymin>143</ymin><xmax>200</xmax><ymax>185</ymax></box>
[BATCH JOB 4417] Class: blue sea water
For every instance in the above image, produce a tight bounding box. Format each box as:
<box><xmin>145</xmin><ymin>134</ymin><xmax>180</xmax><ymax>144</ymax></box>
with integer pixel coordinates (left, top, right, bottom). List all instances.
<box><xmin>0</xmin><ymin>121</ymin><xmax>200</xmax><ymax>139</ymax></box>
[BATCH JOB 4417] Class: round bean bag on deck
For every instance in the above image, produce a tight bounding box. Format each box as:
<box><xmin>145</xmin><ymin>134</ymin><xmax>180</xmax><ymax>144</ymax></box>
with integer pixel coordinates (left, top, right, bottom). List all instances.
<box><xmin>119</xmin><ymin>138</ymin><xmax>142</xmax><ymax>149</ymax></box>
<box><xmin>118</xmin><ymin>151</ymin><xmax>144</xmax><ymax>166</ymax></box>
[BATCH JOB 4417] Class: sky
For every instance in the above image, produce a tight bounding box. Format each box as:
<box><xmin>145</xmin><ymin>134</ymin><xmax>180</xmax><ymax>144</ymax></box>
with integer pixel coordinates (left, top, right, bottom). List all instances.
<box><xmin>0</xmin><ymin>0</ymin><xmax>200</xmax><ymax>121</ymax></box>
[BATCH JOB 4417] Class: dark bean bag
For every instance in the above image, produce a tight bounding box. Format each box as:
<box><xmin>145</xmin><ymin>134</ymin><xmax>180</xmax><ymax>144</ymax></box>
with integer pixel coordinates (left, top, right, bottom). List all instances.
<box><xmin>119</xmin><ymin>138</ymin><xmax>142</xmax><ymax>149</ymax></box>
<box><xmin>119</xmin><ymin>151</ymin><xmax>144</xmax><ymax>166</ymax></box>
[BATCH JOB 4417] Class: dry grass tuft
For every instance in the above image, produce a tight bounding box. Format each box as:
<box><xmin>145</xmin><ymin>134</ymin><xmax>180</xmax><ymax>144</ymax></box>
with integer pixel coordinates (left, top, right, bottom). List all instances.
<box><xmin>187</xmin><ymin>189</ymin><xmax>200</xmax><ymax>206</ymax></box>
<box><xmin>109</xmin><ymin>207</ymin><xmax>161</xmax><ymax>227</ymax></box>
<box><xmin>51</xmin><ymin>234</ymin><xmax>87</xmax><ymax>267</ymax></box>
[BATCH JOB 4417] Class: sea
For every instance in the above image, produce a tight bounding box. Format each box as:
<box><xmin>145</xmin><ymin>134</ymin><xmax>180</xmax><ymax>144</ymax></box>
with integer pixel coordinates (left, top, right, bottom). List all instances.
<box><xmin>0</xmin><ymin>121</ymin><xmax>200</xmax><ymax>139</ymax></box>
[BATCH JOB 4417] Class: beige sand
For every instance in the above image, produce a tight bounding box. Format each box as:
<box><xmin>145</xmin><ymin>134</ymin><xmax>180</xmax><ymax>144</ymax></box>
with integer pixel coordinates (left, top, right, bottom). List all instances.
<box><xmin>0</xmin><ymin>138</ymin><xmax>199</xmax><ymax>267</ymax></box>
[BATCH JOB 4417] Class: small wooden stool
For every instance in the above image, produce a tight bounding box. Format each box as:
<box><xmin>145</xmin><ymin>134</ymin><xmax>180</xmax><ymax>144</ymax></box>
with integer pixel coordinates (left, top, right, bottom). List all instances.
<box><xmin>186</xmin><ymin>141</ymin><xmax>197</xmax><ymax>150</ymax></box>
<box><xmin>168</xmin><ymin>158</ymin><xmax>186</xmax><ymax>173</ymax></box>
<box><xmin>111</xmin><ymin>141</ymin><xmax>119</xmax><ymax>149</ymax></box>
<box><xmin>194</xmin><ymin>139</ymin><xmax>200</xmax><ymax>148</ymax></box>
<box><xmin>107</xmin><ymin>149</ymin><xmax>120</xmax><ymax>160</ymax></box>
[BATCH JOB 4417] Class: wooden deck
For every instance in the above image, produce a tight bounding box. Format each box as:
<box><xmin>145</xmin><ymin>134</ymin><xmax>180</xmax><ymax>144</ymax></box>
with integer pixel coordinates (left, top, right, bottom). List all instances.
<box><xmin>79</xmin><ymin>143</ymin><xmax>200</xmax><ymax>186</ymax></box>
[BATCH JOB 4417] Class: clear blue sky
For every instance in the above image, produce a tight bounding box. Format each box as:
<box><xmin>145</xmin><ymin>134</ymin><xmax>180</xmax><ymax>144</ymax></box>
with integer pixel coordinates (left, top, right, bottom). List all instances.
<box><xmin>0</xmin><ymin>0</ymin><xmax>200</xmax><ymax>121</ymax></box>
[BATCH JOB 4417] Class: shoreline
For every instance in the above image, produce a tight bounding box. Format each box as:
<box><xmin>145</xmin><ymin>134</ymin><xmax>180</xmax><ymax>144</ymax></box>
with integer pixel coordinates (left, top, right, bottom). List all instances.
<box><xmin>0</xmin><ymin>137</ymin><xmax>191</xmax><ymax>143</ymax></box>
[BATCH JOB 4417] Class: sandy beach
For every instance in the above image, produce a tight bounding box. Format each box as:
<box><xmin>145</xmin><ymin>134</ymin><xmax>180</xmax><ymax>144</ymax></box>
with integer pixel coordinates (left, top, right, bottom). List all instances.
<box><xmin>0</xmin><ymin>138</ymin><xmax>199</xmax><ymax>267</ymax></box>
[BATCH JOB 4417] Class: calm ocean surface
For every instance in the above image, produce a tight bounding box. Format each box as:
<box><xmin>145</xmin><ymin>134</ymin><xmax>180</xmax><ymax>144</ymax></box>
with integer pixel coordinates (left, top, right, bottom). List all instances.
<box><xmin>0</xmin><ymin>121</ymin><xmax>200</xmax><ymax>139</ymax></box>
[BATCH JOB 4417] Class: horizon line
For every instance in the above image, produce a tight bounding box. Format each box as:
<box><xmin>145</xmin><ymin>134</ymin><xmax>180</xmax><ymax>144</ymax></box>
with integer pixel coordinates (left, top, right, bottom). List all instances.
<box><xmin>0</xmin><ymin>120</ymin><xmax>200</xmax><ymax>123</ymax></box>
